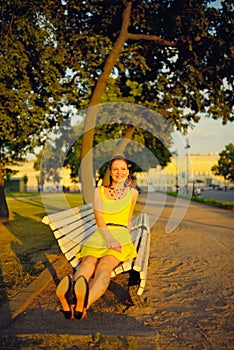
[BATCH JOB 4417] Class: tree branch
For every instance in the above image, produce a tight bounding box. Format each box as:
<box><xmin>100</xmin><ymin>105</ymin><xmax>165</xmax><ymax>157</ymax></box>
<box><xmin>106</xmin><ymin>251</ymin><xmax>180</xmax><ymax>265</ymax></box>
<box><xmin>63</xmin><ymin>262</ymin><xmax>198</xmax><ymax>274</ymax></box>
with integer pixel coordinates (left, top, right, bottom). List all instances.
<box><xmin>127</xmin><ymin>33</ymin><xmax>176</xmax><ymax>47</ymax></box>
<box><xmin>80</xmin><ymin>1</ymin><xmax>133</xmax><ymax>203</ymax></box>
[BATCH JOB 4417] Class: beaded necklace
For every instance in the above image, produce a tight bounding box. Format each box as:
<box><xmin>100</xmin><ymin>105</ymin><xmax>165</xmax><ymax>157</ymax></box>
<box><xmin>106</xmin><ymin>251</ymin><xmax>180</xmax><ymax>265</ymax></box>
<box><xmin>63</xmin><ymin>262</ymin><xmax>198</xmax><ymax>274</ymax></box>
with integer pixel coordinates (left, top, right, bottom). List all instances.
<box><xmin>108</xmin><ymin>186</ymin><xmax>126</xmax><ymax>200</ymax></box>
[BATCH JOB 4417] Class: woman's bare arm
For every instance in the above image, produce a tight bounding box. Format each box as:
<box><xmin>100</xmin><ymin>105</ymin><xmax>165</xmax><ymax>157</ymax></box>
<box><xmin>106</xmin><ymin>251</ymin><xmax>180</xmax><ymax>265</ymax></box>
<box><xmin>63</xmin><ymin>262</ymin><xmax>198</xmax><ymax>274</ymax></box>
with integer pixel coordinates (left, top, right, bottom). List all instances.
<box><xmin>128</xmin><ymin>188</ymin><xmax>138</xmax><ymax>231</ymax></box>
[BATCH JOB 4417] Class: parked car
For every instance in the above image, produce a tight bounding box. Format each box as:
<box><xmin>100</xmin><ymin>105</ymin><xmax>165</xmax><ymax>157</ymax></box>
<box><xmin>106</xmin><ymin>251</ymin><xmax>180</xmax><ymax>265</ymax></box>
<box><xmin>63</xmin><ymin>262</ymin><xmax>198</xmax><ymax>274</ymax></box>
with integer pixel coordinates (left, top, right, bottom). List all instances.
<box><xmin>215</xmin><ymin>186</ymin><xmax>224</xmax><ymax>191</ymax></box>
<box><xmin>201</xmin><ymin>184</ymin><xmax>217</xmax><ymax>191</ymax></box>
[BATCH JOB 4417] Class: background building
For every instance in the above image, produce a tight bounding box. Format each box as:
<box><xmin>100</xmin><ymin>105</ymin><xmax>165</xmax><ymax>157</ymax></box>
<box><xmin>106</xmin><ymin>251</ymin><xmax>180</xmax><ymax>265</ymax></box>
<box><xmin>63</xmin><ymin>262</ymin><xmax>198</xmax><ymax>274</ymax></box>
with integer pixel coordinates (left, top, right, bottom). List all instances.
<box><xmin>136</xmin><ymin>152</ymin><xmax>226</xmax><ymax>193</ymax></box>
<box><xmin>6</xmin><ymin>153</ymin><xmax>227</xmax><ymax>193</ymax></box>
<box><xmin>6</xmin><ymin>157</ymin><xmax>80</xmax><ymax>192</ymax></box>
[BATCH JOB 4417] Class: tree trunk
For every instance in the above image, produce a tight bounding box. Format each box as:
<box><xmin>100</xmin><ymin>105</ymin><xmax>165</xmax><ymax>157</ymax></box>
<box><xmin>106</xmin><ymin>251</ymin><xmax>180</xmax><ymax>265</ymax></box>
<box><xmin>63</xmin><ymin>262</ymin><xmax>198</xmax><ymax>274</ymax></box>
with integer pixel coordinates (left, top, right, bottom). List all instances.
<box><xmin>80</xmin><ymin>2</ymin><xmax>132</xmax><ymax>204</ymax></box>
<box><xmin>80</xmin><ymin>1</ymin><xmax>175</xmax><ymax>204</ymax></box>
<box><xmin>103</xmin><ymin>125</ymin><xmax>136</xmax><ymax>186</ymax></box>
<box><xmin>0</xmin><ymin>164</ymin><xmax>9</xmax><ymax>223</ymax></box>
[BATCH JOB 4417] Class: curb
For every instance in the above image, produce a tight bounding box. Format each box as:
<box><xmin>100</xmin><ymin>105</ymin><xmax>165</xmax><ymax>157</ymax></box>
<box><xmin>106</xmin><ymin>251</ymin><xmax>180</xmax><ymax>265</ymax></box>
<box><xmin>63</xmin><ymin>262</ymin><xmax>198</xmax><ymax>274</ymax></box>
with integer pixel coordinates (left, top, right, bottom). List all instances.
<box><xmin>0</xmin><ymin>256</ymin><xmax>67</xmax><ymax>334</ymax></box>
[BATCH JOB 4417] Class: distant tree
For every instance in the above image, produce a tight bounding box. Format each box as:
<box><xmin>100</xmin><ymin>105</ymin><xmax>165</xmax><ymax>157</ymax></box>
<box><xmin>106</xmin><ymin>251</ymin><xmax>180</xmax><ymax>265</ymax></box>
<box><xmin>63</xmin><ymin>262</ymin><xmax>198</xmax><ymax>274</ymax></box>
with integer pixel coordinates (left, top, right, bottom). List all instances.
<box><xmin>211</xmin><ymin>144</ymin><xmax>234</xmax><ymax>182</ymax></box>
<box><xmin>34</xmin><ymin>147</ymin><xmax>63</xmax><ymax>191</ymax></box>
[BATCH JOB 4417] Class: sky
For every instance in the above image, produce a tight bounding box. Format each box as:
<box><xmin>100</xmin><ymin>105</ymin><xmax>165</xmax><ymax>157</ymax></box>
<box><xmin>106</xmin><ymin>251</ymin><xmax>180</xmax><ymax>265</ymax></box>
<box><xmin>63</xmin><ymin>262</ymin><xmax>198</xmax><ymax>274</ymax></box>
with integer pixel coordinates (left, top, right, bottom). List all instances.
<box><xmin>172</xmin><ymin>118</ymin><xmax>234</xmax><ymax>156</ymax></box>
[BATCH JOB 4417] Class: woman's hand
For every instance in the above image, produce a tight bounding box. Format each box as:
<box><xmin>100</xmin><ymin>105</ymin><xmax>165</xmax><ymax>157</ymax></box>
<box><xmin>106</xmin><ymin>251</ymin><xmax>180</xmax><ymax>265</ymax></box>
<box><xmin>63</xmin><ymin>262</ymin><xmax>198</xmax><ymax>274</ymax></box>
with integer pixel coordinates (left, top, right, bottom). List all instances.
<box><xmin>96</xmin><ymin>226</ymin><xmax>122</xmax><ymax>253</ymax></box>
<box><xmin>106</xmin><ymin>237</ymin><xmax>122</xmax><ymax>253</ymax></box>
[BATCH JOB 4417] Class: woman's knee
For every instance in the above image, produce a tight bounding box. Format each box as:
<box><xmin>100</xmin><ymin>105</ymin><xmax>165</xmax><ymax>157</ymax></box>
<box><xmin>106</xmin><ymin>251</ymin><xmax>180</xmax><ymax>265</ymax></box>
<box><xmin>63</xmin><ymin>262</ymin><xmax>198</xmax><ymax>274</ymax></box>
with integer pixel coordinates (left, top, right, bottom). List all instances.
<box><xmin>82</xmin><ymin>256</ymin><xmax>98</xmax><ymax>268</ymax></box>
<box><xmin>95</xmin><ymin>255</ymin><xmax>119</xmax><ymax>274</ymax></box>
<box><xmin>74</xmin><ymin>256</ymin><xmax>98</xmax><ymax>280</ymax></box>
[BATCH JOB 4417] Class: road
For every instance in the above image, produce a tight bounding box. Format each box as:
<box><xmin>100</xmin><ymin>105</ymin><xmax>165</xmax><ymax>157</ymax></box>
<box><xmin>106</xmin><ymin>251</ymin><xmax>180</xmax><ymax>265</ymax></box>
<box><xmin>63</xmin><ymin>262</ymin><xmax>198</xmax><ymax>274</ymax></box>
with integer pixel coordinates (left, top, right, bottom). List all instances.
<box><xmin>200</xmin><ymin>189</ymin><xmax>234</xmax><ymax>202</ymax></box>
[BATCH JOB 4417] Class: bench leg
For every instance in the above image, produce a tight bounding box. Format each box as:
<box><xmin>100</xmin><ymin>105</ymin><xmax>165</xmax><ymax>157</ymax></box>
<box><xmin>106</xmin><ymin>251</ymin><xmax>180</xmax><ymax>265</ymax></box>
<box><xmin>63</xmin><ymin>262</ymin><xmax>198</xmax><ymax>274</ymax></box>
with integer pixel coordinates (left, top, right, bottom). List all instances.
<box><xmin>128</xmin><ymin>270</ymin><xmax>149</xmax><ymax>307</ymax></box>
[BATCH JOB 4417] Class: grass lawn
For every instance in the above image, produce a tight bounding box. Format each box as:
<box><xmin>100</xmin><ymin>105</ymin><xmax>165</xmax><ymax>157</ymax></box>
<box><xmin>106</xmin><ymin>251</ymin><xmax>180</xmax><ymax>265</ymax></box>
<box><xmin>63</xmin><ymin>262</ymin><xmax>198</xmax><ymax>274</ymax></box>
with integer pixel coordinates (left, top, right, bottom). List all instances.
<box><xmin>0</xmin><ymin>193</ymin><xmax>83</xmax><ymax>307</ymax></box>
<box><xmin>5</xmin><ymin>191</ymin><xmax>42</xmax><ymax>198</ymax></box>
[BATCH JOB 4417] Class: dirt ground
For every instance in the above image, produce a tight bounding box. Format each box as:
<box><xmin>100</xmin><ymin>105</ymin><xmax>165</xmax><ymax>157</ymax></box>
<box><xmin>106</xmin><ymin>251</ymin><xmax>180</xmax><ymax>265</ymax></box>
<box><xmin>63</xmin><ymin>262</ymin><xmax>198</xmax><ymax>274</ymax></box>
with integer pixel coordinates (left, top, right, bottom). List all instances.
<box><xmin>1</xmin><ymin>193</ymin><xmax>234</xmax><ymax>349</ymax></box>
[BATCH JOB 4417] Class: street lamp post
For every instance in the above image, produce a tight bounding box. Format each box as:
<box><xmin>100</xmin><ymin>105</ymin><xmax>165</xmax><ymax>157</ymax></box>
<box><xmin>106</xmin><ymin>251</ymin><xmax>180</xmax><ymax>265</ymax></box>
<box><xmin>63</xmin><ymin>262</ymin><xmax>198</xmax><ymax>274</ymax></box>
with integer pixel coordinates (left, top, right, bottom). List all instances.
<box><xmin>174</xmin><ymin>150</ymin><xmax>179</xmax><ymax>193</ymax></box>
<box><xmin>185</xmin><ymin>139</ymin><xmax>190</xmax><ymax>194</ymax></box>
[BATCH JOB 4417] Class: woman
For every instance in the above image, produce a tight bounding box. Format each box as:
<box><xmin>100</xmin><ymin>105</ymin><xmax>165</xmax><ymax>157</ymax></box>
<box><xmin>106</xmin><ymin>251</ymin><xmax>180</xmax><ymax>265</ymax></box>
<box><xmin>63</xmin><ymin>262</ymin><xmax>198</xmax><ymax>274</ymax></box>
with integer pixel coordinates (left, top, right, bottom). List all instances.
<box><xmin>56</xmin><ymin>156</ymin><xmax>139</xmax><ymax>319</ymax></box>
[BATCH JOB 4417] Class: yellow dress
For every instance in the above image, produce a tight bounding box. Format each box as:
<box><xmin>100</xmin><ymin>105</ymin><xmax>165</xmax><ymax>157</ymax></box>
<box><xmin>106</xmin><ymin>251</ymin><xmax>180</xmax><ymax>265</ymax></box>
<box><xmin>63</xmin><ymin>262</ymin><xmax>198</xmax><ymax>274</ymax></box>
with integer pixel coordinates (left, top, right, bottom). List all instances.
<box><xmin>76</xmin><ymin>186</ymin><xmax>138</xmax><ymax>262</ymax></box>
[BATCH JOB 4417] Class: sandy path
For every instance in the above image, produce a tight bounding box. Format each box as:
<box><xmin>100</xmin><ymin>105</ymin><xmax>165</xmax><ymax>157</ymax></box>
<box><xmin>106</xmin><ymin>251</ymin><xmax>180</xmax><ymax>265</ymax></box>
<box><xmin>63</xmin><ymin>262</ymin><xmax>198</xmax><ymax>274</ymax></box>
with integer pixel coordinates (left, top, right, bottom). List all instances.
<box><xmin>135</xmin><ymin>193</ymin><xmax>234</xmax><ymax>349</ymax></box>
<box><xmin>1</xmin><ymin>193</ymin><xmax>234</xmax><ymax>349</ymax></box>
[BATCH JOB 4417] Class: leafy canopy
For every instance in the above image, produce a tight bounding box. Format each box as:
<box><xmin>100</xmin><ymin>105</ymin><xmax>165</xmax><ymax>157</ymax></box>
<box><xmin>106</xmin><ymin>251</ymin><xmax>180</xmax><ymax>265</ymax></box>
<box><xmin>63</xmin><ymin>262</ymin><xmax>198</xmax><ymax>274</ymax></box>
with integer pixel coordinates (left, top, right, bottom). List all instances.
<box><xmin>211</xmin><ymin>143</ymin><xmax>234</xmax><ymax>181</ymax></box>
<box><xmin>0</xmin><ymin>0</ymin><xmax>233</xmax><ymax>192</ymax></box>
<box><xmin>1</xmin><ymin>0</ymin><xmax>233</xmax><ymax>166</ymax></box>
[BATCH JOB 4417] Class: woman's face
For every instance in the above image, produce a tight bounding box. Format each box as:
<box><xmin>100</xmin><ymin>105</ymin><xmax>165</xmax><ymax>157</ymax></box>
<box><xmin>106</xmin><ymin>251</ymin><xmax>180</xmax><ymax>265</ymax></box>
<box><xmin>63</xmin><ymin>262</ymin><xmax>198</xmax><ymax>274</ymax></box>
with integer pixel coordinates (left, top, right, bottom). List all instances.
<box><xmin>110</xmin><ymin>159</ymin><xmax>129</xmax><ymax>184</ymax></box>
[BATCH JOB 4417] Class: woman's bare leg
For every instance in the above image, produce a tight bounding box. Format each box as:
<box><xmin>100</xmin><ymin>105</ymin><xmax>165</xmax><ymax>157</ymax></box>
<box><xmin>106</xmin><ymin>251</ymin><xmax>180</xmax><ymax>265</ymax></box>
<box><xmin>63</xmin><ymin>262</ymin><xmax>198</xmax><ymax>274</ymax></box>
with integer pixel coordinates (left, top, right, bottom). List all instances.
<box><xmin>73</xmin><ymin>256</ymin><xmax>98</xmax><ymax>282</ymax></box>
<box><xmin>87</xmin><ymin>255</ymin><xmax>120</xmax><ymax>309</ymax></box>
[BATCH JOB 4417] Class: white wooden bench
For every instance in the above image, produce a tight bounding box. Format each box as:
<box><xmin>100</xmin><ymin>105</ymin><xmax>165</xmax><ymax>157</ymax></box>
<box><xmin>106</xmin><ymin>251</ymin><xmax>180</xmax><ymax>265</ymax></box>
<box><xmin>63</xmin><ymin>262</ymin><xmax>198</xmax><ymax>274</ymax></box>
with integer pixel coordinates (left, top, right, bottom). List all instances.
<box><xmin>42</xmin><ymin>203</ymin><xmax>150</xmax><ymax>306</ymax></box>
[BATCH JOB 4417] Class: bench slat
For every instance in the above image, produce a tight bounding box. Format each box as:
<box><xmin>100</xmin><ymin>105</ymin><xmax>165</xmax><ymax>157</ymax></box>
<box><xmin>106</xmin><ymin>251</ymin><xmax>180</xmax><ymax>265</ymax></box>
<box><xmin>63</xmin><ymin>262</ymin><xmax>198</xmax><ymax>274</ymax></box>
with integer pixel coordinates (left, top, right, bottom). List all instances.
<box><xmin>137</xmin><ymin>278</ymin><xmax>146</xmax><ymax>295</ymax></box>
<box><xmin>70</xmin><ymin>256</ymin><xmax>80</xmax><ymax>268</ymax></box>
<box><xmin>133</xmin><ymin>223</ymin><xmax>149</xmax><ymax>272</ymax></box>
<box><xmin>42</xmin><ymin>204</ymin><xmax>93</xmax><ymax>225</ymax></box>
<box><xmin>54</xmin><ymin>218</ymin><xmax>96</xmax><ymax>240</ymax></box>
<box><xmin>59</xmin><ymin>228</ymin><xmax>96</xmax><ymax>256</ymax></box>
<box><xmin>122</xmin><ymin>260</ymin><xmax>133</xmax><ymax>272</ymax></box>
<box><xmin>137</xmin><ymin>287</ymin><xmax>144</xmax><ymax>296</ymax></box>
<box><xmin>139</xmin><ymin>235</ymin><xmax>151</xmax><ymax>280</ymax></box>
<box><xmin>139</xmin><ymin>214</ymin><xmax>150</xmax><ymax>277</ymax></box>
<box><xmin>133</xmin><ymin>235</ymin><xmax>147</xmax><ymax>271</ymax></box>
<box><xmin>132</xmin><ymin>226</ymin><xmax>143</xmax><ymax>251</ymax></box>
<box><xmin>64</xmin><ymin>243</ymin><xmax>81</xmax><ymax>259</ymax></box>
<box><xmin>131</xmin><ymin>214</ymin><xmax>141</xmax><ymax>229</ymax></box>
<box><xmin>62</xmin><ymin>225</ymin><xmax>97</xmax><ymax>258</ymax></box>
<box><xmin>49</xmin><ymin>209</ymin><xmax>94</xmax><ymax>231</ymax></box>
<box><xmin>111</xmin><ymin>259</ymin><xmax>133</xmax><ymax>277</ymax></box>
<box><xmin>112</xmin><ymin>264</ymin><xmax>125</xmax><ymax>275</ymax></box>
<box><xmin>137</xmin><ymin>234</ymin><xmax>150</xmax><ymax>280</ymax></box>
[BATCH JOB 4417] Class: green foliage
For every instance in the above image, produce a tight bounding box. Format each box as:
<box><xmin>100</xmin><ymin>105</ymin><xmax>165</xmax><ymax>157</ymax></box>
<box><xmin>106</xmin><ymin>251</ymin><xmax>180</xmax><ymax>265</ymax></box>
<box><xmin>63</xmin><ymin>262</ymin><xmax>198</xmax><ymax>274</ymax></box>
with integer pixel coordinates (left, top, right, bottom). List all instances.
<box><xmin>94</xmin><ymin>0</ymin><xmax>233</xmax><ymax>129</ymax></box>
<box><xmin>34</xmin><ymin>117</ymin><xmax>80</xmax><ymax>186</ymax></box>
<box><xmin>1</xmin><ymin>0</ymin><xmax>233</xmax><ymax>165</ymax></box>
<box><xmin>0</xmin><ymin>0</ymin><xmax>233</xmax><ymax>205</ymax></box>
<box><xmin>191</xmin><ymin>196</ymin><xmax>234</xmax><ymax>210</ymax></box>
<box><xmin>34</xmin><ymin>148</ymin><xmax>62</xmax><ymax>188</ymax></box>
<box><xmin>211</xmin><ymin>143</ymin><xmax>234</xmax><ymax>181</ymax></box>
<box><xmin>1</xmin><ymin>1</ymin><xmax>65</xmax><ymax>168</ymax></box>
